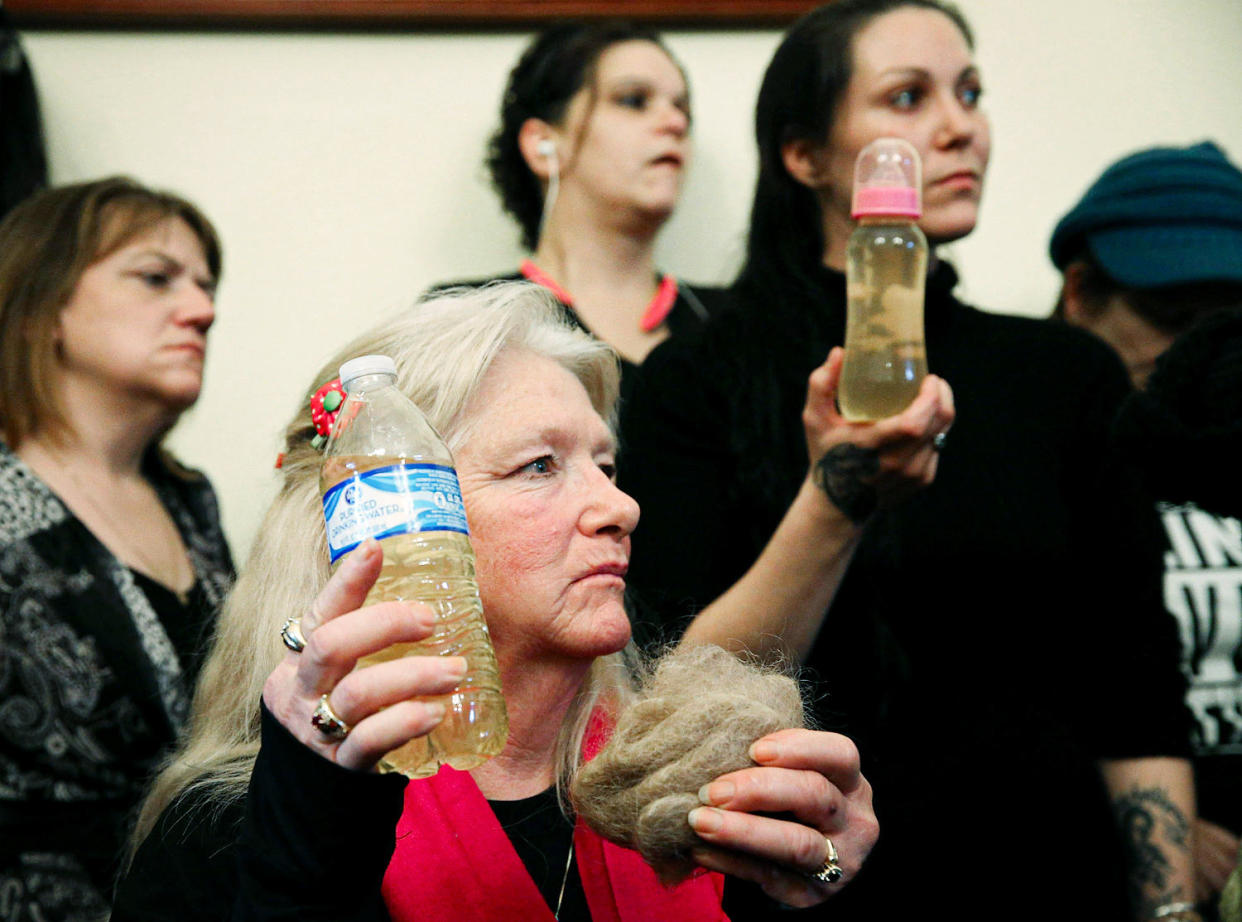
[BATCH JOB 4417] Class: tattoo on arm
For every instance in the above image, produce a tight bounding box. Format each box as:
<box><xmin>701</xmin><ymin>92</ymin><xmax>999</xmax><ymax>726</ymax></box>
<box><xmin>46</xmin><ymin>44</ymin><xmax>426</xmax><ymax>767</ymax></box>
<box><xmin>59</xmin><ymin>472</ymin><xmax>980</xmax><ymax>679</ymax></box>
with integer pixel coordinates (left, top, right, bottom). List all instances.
<box><xmin>813</xmin><ymin>444</ymin><xmax>880</xmax><ymax>523</ymax></box>
<box><xmin>1112</xmin><ymin>786</ymin><xmax>1191</xmax><ymax>917</ymax></box>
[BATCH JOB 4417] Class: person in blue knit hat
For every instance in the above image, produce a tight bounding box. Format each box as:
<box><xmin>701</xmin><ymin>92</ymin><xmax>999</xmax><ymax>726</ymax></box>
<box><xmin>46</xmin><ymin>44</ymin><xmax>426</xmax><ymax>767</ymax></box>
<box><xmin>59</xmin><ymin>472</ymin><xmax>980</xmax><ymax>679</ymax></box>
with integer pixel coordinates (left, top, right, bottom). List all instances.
<box><xmin>1050</xmin><ymin>140</ymin><xmax>1242</xmax><ymax>387</ymax></box>
<box><xmin>1051</xmin><ymin>140</ymin><xmax>1242</xmax><ymax>921</ymax></box>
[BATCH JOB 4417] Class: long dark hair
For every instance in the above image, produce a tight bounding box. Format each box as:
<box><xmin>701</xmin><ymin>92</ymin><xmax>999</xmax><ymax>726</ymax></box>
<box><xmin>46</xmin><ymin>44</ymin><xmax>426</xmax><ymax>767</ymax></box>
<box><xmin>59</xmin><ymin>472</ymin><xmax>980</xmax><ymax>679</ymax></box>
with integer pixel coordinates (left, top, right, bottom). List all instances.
<box><xmin>722</xmin><ymin>0</ymin><xmax>974</xmax><ymax>513</ymax></box>
<box><xmin>737</xmin><ymin>0</ymin><xmax>972</xmax><ymax>309</ymax></box>
<box><xmin>0</xmin><ymin>11</ymin><xmax>48</xmax><ymax>220</ymax></box>
<box><xmin>486</xmin><ymin>20</ymin><xmax>676</xmax><ymax>251</ymax></box>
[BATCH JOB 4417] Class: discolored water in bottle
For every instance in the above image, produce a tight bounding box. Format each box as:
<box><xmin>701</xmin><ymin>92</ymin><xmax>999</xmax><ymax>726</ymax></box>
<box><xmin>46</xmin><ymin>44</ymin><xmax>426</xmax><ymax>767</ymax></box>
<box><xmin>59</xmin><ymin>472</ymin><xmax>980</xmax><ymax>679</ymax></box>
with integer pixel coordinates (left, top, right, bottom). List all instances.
<box><xmin>839</xmin><ymin>221</ymin><xmax>929</xmax><ymax>421</ymax></box>
<box><xmin>322</xmin><ymin>451</ymin><xmax>508</xmax><ymax>779</ymax></box>
<box><xmin>355</xmin><ymin>530</ymin><xmax>507</xmax><ymax>777</ymax></box>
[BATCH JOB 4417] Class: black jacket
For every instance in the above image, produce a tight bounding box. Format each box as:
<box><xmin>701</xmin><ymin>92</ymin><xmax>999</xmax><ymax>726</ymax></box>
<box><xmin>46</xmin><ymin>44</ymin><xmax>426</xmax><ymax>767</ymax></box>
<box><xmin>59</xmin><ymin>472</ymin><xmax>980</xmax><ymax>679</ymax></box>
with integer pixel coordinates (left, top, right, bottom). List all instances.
<box><xmin>618</xmin><ymin>262</ymin><xmax>1192</xmax><ymax>921</ymax></box>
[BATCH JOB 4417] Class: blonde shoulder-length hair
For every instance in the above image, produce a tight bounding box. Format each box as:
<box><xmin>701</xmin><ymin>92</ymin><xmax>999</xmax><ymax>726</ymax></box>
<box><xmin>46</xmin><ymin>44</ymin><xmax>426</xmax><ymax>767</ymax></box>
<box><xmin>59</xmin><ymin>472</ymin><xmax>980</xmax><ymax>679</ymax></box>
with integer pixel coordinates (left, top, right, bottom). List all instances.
<box><xmin>133</xmin><ymin>281</ymin><xmax>635</xmax><ymax>849</ymax></box>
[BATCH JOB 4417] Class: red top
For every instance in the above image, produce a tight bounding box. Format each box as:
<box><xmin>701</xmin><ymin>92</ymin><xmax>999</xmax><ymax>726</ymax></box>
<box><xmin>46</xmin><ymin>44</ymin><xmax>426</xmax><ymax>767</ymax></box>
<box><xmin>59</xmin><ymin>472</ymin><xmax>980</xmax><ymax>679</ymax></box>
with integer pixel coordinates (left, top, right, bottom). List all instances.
<box><xmin>382</xmin><ymin>715</ymin><xmax>728</xmax><ymax>922</ymax></box>
<box><xmin>382</xmin><ymin>763</ymin><xmax>728</xmax><ymax>922</ymax></box>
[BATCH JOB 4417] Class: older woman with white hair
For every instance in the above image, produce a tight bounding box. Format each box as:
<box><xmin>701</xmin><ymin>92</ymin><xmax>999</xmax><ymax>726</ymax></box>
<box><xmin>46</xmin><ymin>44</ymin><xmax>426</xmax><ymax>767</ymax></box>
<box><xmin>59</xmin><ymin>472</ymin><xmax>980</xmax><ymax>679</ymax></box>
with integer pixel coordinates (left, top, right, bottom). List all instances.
<box><xmin>111</xmin><ymin>282</ymin><xmax>878</xmax><ymax>922</ymax></box>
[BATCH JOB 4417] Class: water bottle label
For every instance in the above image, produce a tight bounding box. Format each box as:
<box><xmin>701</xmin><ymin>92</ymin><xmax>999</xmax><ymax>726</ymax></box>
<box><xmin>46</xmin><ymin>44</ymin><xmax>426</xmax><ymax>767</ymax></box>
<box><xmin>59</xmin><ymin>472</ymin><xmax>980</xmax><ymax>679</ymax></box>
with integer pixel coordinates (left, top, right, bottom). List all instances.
<box><xmin>323</xmin><ymin>463</ymin><xmax>469</xmax><ymax>563</ymax></box>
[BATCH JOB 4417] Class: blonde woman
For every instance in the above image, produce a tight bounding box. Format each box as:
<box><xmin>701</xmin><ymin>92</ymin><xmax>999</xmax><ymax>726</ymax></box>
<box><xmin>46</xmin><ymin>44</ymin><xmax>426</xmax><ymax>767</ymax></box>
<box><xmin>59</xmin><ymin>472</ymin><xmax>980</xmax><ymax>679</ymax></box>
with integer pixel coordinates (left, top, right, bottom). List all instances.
<box><xmin>114</xmin><ymin>283</ymin><xmax>878</xmax><ymax>922</ymax></box>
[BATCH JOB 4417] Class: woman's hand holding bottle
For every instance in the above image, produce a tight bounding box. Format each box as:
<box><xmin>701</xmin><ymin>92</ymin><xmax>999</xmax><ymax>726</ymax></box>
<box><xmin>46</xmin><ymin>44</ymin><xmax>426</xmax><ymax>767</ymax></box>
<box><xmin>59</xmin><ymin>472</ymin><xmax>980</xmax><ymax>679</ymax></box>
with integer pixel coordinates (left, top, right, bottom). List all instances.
<box><xmin>262</xmin><ymin>539</ymin><xmax>467</xmax><ymax>772</ymax></box>
<box><xmin>802</xmin><ymin>346</ymin><xmax>954</xmax><ymax>523</ymax></box>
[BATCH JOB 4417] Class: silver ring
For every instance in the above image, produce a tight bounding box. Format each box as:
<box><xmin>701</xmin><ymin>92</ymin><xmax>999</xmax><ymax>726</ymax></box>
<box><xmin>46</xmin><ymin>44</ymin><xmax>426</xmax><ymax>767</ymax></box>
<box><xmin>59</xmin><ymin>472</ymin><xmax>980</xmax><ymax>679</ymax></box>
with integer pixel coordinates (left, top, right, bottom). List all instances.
<box><xmin>310</xmin><ymin>694</ymin><xmax>350</xmax><ymax>741</ymax></box>
<box><xmin>932</xmin><ymin>431</ymin><xmax>948</xmax><ymax>452</ymax></box>
<box><xmin>280</xmin><ymin>617</ymin><xmax>307</xmax><ymax>653</ymax></box>
<box><xmin>810</xmin><ymin>836</ymin><xmax>843</xmax><ymax>884</ymax></box>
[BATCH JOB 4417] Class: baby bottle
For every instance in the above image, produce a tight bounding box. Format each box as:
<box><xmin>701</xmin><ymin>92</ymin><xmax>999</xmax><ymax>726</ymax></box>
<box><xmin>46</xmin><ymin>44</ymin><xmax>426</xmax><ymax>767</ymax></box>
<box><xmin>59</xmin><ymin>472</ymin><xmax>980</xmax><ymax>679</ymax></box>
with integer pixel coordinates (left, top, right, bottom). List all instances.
<box><xmin>839</xmin><ymin>137</ymin><xmax>929</xmax><ymax>421</ymax></box>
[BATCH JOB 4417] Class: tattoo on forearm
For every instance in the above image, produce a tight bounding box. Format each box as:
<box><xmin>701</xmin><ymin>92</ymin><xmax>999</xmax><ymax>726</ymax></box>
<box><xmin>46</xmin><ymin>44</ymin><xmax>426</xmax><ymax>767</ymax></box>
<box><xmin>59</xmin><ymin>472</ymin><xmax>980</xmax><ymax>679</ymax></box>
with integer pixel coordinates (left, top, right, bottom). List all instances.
<box><xmin>1113</xmin><ymin>786</ymin><xmax>1191</xmax><ymax>917</ymax></box>
<box><xmin>813</xmin><ymin>444</ymin><xmax>880</xmax><ymax>523</ymax></box>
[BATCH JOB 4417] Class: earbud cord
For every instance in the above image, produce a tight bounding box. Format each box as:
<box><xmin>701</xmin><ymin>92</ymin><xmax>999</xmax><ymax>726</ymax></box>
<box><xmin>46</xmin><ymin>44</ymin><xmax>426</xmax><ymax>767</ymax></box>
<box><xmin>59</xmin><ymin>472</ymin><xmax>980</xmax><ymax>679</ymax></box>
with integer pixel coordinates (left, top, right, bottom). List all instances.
<box><xmin>537</xmin><ymin>147</ymin><xmax>559</xmax><ymax>245</ymax></box>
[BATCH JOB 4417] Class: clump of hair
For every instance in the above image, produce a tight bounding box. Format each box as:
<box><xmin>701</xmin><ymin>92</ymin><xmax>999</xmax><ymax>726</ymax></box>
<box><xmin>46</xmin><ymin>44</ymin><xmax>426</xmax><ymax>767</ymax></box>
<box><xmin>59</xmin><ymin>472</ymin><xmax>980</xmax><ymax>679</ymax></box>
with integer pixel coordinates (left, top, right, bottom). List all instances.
<box><xmin>571</xmin><ymin>644</ymin><xmax>806</xmax><ymax>884</ymax></box>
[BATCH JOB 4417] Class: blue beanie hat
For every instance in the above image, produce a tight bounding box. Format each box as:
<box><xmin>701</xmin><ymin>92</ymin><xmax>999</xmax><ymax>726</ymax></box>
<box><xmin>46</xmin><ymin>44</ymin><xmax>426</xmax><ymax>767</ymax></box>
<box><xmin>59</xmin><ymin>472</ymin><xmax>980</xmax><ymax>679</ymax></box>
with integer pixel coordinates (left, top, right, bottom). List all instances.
<box><xmin>1049</xmin><ymin>141</ymin><xmax>1242</xmax><ymax>288</ymax></box>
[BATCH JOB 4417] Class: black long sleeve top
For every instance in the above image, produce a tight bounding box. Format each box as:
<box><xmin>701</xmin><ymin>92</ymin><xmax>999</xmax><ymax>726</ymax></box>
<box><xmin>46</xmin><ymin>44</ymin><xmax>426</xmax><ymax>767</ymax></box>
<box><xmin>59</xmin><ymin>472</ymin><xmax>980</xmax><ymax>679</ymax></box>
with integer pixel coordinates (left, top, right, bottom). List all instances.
<box><xmin>618</xmin><ymin>262</ymin><xmax>1192</xmax><ymax>921</ymax></box>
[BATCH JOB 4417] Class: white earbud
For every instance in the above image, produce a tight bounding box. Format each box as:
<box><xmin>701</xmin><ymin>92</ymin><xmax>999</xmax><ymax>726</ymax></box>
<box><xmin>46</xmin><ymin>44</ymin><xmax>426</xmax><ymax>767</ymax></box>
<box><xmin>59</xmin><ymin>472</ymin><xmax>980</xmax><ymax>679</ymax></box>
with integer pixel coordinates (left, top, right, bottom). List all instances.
<box><xmin>537</xmin><ymin>139</ymin><xmax>557</xmax><ymax>159</ymax></box>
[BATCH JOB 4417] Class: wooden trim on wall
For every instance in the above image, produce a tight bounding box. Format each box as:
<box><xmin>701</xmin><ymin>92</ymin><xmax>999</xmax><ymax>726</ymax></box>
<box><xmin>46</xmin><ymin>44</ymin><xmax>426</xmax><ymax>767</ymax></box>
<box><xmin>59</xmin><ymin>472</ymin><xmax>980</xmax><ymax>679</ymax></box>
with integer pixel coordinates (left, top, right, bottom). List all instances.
<box><xmin>5</xmin><ymin>0</ymin><xmax>822</xmax><ymax>29</ymax></box>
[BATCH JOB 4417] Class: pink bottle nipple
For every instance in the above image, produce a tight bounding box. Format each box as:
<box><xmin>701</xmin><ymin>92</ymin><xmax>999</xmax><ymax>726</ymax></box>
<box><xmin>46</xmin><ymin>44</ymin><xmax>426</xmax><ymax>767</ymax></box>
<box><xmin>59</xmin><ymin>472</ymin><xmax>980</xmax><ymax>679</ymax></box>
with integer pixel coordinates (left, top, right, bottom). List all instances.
<box><xmin>851</xmin><ymin>138</ymin><xmax>922</xmax><ymax>219</ymax></box>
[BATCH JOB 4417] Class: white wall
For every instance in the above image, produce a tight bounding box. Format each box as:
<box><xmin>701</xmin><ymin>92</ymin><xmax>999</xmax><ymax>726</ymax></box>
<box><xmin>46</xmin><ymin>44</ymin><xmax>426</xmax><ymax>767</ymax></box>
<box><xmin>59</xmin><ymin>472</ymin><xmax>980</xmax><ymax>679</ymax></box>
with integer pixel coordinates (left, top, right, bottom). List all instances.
<box><xmin>19</xmin><ymin>0</ymin><xmax>1242</xmax><ymax>561</ymax></box>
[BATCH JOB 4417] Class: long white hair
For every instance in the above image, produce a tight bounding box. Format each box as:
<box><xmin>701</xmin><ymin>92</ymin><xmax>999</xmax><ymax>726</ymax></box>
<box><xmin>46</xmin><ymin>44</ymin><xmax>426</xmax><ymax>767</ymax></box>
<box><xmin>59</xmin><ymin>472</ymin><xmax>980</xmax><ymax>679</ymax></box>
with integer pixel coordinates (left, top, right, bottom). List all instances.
<box><xmin>132</xmin><ymin>281</ymin><xmax>635</xmax><ymax>848</ymax></box>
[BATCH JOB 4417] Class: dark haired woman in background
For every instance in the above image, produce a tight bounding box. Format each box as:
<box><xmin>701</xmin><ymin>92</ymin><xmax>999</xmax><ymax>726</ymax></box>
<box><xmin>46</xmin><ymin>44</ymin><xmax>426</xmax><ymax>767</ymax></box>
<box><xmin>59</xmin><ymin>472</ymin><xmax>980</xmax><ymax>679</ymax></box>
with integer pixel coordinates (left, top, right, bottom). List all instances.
<box><xmin>451</xmin><ymin>20</ymin><xmax>722</xmax><ymax>402</ymax></box>
<box><xmin>619</xmin><ymin>2</ymin><xmax>1196</xmax><ymax>920</ymax></box>
<box><xmin>0</xmin><ymin>177</ymin><xmax>234</xmax><ymax>922</ymax></box>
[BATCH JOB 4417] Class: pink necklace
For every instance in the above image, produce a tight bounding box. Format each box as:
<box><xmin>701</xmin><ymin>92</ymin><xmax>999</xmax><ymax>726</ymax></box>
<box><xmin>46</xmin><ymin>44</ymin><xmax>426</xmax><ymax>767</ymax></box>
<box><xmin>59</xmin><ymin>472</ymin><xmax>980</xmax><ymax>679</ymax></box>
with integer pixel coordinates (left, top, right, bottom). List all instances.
<box><xmin>519</xmin><ymin>259</ymin><xmax>679</xmax><ymax>332</ymax></box>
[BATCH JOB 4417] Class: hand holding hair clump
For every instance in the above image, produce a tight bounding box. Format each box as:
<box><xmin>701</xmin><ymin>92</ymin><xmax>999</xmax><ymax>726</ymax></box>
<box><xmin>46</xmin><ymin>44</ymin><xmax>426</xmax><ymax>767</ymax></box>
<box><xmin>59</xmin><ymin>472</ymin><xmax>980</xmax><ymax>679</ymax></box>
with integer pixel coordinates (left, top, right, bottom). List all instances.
<box><xmin>571</xmin><ymin>644</ymin><xmax>806</xmax><ymax>884</ymax></box>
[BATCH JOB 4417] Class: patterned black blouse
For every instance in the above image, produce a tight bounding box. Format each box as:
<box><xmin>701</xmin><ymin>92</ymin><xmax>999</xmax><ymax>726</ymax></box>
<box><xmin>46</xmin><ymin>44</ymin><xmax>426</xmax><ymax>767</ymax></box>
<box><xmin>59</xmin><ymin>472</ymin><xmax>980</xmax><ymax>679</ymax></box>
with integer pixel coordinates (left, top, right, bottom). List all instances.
<box><xmin>0</xmin><ymin>443</ymin><xmax>234</xmax><ymax>921</ymax></box>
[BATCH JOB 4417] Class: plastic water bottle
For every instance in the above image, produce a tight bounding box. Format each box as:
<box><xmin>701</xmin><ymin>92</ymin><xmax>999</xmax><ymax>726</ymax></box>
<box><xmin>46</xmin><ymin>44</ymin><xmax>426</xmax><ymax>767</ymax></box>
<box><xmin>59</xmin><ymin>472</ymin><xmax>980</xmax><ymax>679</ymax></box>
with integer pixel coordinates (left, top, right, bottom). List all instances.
<box><xmin>839</xmin><ymin>137</ymin><xmax>929</xmax><ymax>421</ymax></box>
<box><xmin>320</xmin><ymin>354</ymin><xmax>508</xmax><ymax>778</ymax></box>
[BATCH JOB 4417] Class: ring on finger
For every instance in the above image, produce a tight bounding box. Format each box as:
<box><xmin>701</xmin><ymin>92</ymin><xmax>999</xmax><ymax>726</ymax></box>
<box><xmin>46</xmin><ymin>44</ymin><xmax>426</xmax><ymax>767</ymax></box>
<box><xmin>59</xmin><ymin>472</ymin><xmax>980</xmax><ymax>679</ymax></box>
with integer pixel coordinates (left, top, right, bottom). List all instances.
<box><xmin>280</xmin><ymin>616</ymin><xmax>307</xmax><ymax>653</ymax></box>
<box><xmin>809</xmin><ymin>836</ymin><xmax>843</xmax><ymax>885</ymax></box>
<box><xmin>311</xmin><ymin>693</ymin><xmax>351</xmax><ymax>741</ymax></box>
<box><xmin>932</xmin><ymin>431</ymin><xmax>948</xmax><ymax>452</ymax></box>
